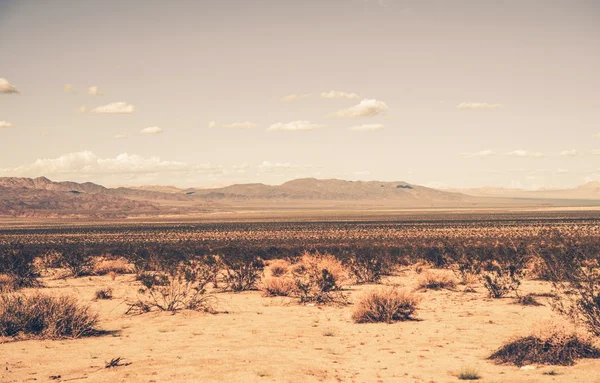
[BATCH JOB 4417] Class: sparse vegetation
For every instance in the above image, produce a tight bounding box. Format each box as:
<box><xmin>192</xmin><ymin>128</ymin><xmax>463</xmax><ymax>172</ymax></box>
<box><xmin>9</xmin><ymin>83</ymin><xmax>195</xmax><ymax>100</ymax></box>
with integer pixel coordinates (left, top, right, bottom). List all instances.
<box><xmin>261</xmin><ymin>277</ymin><xmax>295</xmax><ymax>297</ymax></box>
<box><xmin>489</xmin><ymin>323</ymin><xmax>600</xmax><ymax>366</ymax></box>
<box><xmin>352</xmin><ymin>287</ymin><xmax>420</xmax><ymax>323</ymax></box>
<box><xmin>417</xmin><ymin>270</ymin><xmax>457</xmax><ymax>290</ymax></box>
<box><xmin>291</xmin><ymin>252</ymin><xmax>349</xmax><ymax>305</ymax></box>
<box><xmin>0</xmin><ymin>293</ymin><xmax>99</xmax><ymax>340</ymax></box>
<box><xmin>0</xmin><ymin>244</ymin><xmax>40</xmax><ymax>289</ymax></box>
<box><xmin>267</xmin><ymin>259</ymin><xmax>290</xmax><ymax>277</ymax></box>
<box><xmin>457</xmin><ymin>367</ymin><xmax>481</xmax><ymax>380</ymax></box>
<box><xmin>95</xmin><ymin>288</ymin><xmax>113</xmax><ymax>300</ymax></box>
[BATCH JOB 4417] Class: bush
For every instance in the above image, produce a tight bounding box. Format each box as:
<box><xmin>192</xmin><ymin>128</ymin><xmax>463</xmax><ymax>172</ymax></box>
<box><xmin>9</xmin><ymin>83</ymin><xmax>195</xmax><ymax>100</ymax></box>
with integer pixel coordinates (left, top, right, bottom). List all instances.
<box><xmin>0</xmin><ymin>274</ymin><xmax>15</xmax><ymax>293</ymax></box>
<box><xmin>266</xmin><ymin>259</ymin><xmax>290</xmax><ymax>277</ymax></box>
<box><xmin>219</xmin><ymin>247</ymin><xmax>265</xmax><ymax>292</ymax></box>
<box><xmin>291</xmin><ymin>252</ymin><xmax>348</xmax><ymax>305</ymax></box>
<box><xmin>59</xmin><ymin>243</ymin><xmax>94</xmax><ymax>277</ymax></box>
<box><xmin>0</xmin><ymin>293</ymin><xmax>99</xmax><ymax>340</ymax></box>
<box><xmin>352</xmin><ymin>287</ymin><xmax>420</xmax><ymax>323</ymax></box>
<box><xmin>480</xmin><ymin>243</ymin><xmax>529</xmax><ymax>299</ymax></box>
<box><xmin>260</xmin><ymin>277</ymin><xmax>295</xmax><ymax>297</ymax></box>
<box><xmin>0</xmin><ymin>244</ymin><xmax>40</xmax><ymax>289</ymax></box>
<box><xmin>127</xmin><ymin>261</ymin><xmax>216</xmax><ymax>314</ymax></box>
<box><xmin>94</xmin><ymin>288</ymin><xmax>113</xmax><ymax>300</ymax></box>
<box><xmin>539</xmin><ymin>235</ymin><xmax>600</xmax><ymax>336</ymax></box>
<box><xmin>417</xmin><ymin>270</ymin><xmax>457</xmax><ymax>290</ymax></box>
<box><xmin>93</xmin><ymin>258</ymin><xmax>133</xmax><ymax>275</ymax></box>
<box><xmin>489</xmin><ymin>323</ymin><xmax>600</xmax><ymax>366</ymax></box>
<box><xmin>346</xmin><ymin>248</ymin><xmax>392</xmax><ymax>284</ymax></box>
<box><xmin>457</xmin><ymin>367</ymin><xmax>481</xmax><ymax>380</ymax></box>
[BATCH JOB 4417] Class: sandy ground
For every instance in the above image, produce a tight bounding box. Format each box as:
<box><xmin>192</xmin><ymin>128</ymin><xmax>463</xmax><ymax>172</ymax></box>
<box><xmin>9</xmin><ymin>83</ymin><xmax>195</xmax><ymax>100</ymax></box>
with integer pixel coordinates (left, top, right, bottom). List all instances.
<box><xmin>2</xmin><ymin>271</ymin><xmax>600</xmax><ymax>383</ymax></box>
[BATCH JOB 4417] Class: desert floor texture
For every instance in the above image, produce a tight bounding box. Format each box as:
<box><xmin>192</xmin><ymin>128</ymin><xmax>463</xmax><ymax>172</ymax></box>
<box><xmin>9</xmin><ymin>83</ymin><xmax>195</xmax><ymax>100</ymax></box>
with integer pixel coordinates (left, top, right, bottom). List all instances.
<box><xmin>2</xmin><ymin>270</ymin><xmax>600</xmax><ymax>383</ymax></box>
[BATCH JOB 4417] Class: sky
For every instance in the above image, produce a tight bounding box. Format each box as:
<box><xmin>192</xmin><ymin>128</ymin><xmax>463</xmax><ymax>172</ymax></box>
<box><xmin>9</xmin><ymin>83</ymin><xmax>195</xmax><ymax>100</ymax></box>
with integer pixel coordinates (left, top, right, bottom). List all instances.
<box><xmin>0</xmin><ymin>0</ymin><xmax>599</xmax><ymax>189</ymax></box>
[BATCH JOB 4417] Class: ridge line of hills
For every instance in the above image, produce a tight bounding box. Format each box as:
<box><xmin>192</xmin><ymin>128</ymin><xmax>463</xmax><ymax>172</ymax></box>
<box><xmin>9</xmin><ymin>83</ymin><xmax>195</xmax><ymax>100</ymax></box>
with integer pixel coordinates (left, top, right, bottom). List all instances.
<box><xmin>1</xmin><ymin>176</ymin><xmax>599</xmax><ymax>218</ymax></box>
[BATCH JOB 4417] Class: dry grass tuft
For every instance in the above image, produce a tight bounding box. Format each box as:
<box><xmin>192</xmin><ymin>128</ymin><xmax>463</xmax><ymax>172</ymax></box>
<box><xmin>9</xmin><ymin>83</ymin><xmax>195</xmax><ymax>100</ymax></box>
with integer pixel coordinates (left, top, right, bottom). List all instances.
<box><xmin>93</xmin><ymin>258</ymin><xmax>134</xmax><ymax>276</ymax></box>
<box><xmin>267</xmin><ymin>259</ymin><xmax>290</xmax><ymax>277</ymax></box>
<box><xmin>261</xmin><ymin>277</ymin><xmax>295</xmax><ymax>297</ymax></box>
<box><xmin>0</xmin><ymin>293</ymin><xmax>99</xmax><ymax>340</ymax></box>
<box><xmin>94</xmin><ymin>288</ymin><xmax>113</xmax><ymax>300</ymax></box>
<box><xmin>0</xmin><ymin>274</ymin><xmax>15</xmax><ymax>293</ymax></box>
<box><xmin>489</xmin><ymin>322</ymin><xmax>600</xmax><ymax>366</ymax></box>
<box><xmin>457</xmin><ymin>367</ymin><xmax>481</xmax><ymax>380</ymax></box>
<box><xmin>417</xmin><ymin>270</ymin><xmax>457</xmax><ymax>290</ymax></box>
<box><xmin>352</xmin><ymin>287</ymin><xmax>420</xmax><ymax>323</ymax></box>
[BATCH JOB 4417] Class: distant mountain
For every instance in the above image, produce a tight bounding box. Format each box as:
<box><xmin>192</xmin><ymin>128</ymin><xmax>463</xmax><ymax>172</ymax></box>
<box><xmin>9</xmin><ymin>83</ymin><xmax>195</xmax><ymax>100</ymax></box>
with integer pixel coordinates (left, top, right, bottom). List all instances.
<box><xmin>1</xmin><ymin>176</ymin><xmax>599</xmax><ymax>218</ymax></box>
<box><xmin>187</xmin><ymin>178</ymin><xmax>469</xmax><ymax>203</ymax></box>
<box><xmin>449</xmin><ymin>182</ymin><xmax>600</xmax><ymax>200</ymax></box>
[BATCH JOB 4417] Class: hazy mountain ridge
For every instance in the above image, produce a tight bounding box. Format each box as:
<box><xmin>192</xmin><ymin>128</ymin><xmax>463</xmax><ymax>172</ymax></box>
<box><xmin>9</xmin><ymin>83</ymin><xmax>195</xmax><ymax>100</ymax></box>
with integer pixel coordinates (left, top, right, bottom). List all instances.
<box><xmin>1</xmin><ymin>176</ymin><xmax>599</xmax><ymax>218</ymax></box>
<box><xmin>448</xmin><ymin>182</ymin><xmax>600</xmax><ymax>200</ymax></box>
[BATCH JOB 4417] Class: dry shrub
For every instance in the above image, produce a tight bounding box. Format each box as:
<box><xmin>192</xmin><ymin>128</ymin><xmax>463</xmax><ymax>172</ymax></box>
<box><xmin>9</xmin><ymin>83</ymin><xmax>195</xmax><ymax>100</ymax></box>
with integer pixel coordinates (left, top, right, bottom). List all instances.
<box><xmin>267</xmin><ymin>259</ymin><xmax>290</xmax><ymax>277</ymax></box>
<box><xmin>417</xmin><ymin>270</ymin><xmax>457</xmax><ymax>290</ymax></box>
<box><xmin>291</xmin><ymin>252</ymin><xmax>349</xmax><ymax>305</ymax></box>
<box><xmin>489</xmin><ymin>322</ymin><xmax>600</xmax><ymax>366</ymax></box>
<box><xmin>352</xmin><ymin>287</ymin><xmax>420</xmax><ymax>323</ymax></box>
<box><xmin>127</xmin><ymin>261</ymin><xmax>216</xmax><ymax>314</ymax></box>
<box><xmin>516</xmin><ymin>294</ymin><xmax>543</xmax><ymax>306</ymax></box>
<box><xmin>0</xmin><ymin>274</ymin><xmax>15</xmax><ymax>293</ymax></box>
<box><xmin>261</xmin><ymin>277</ymin><xmax>295</xmax><ymax>297</ymax></box>
<box><xmin>346</xmin><ymin>248</ymin><xmax>393</xmax><ymax>284</ymax></box>
<box><xmin>0</xmin><ymin>245</ymin><xmax>40</xmax><ymax>289</ymax></box>
<box><xmin>94</xmin><ymin>288</ymin><xmax>113</xmax><ymax>300</ymax></box>
<box><xmin>93</xmin><ymin>258</ymin><xmax>134</xmax><ymax>276</ymax></box>
<box><xmin>0</xmin><ymin>293</ymin><xmax>99</xmax><ymax>340</ymax></box>
<box><xmin>414</xmin><ymin>260</ymin><xmax>432</xmax><ymax>274</ymax></box>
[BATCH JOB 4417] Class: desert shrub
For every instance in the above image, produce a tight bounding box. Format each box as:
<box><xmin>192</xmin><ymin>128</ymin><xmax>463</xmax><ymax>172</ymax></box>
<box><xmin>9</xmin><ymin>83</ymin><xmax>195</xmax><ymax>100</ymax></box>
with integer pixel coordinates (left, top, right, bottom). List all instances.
<box><xmin>267</xmin><ymin>259</ymin><xmax>290</xmax><ymax>277</ymax></box>
<box><xmin>93</xmin><ymin>257</ymin><xmax>133</xmax><ymax>275</ymax></box>
<box><xmin>417</xmin><ymin>270</ymin><xmax>457</xmax><ymax>290</ymax></box>
<box><xmin>352</xmin><ymin>287</ymin><xmax>420</xmax><ymax>323</ymax></box>
<box><xmin>457</xmin><ymin>367</ymin><xmax>481</xmax><ymax>380</ymax></box>
<box><xmin>489</xmin><ymin>323</ymin><xmax>600</xmax><ymax>366</ymax></box>
<box><xmin>346</xmin><ymin>248</ymin><xmax>392</xmax><ymax>284</ymax></box>
<box><xmin>539</xmin><ymin>235</ymin><xmax>600</xmax><ymax>336</ymax></box>
<box><xmin>59</xmin><ymin>243</ymin><xmax>95</xmax><ymax>277</ymax></box>
<box><xmin>219</xmin><ymin>247</ymin><xmax>265</xmax><ymax>292</ymax></box>
<box><xmin>94</xmin><ymin>288</ymin><xmax>113</xmax><ymax>300</ymax></box>
<box><xmin>0</xmin><ymin>293</ymin><xmax>99</xmax><ymax>340</ymax></box>
<box><xmin>0</xmin><ymin>274</ymin><xmax>15</xmax><ymax>293</ymax></box>
<box><xmin>291</xmin><ymin>252</ymin><xmax>349</xmax><ymax>305</ymax></box>
<box><xmin>0</xmin><ymin>244</ymin><xmax>40</xmax><ymax>289</ymax></box>
<box><xmin>480</xmin><ymin>243</ymin><xmax>529</xmax><ymax>298</ymax></box>
<box><xmin>128</xmin><ymin>260</ymin><xmax>216</xmax><ymax>314</ymax></box>
<box><xmin>516</xmin><ymin>294</ymin><xmax>543</xmax><ymax>306</ymax></box>
<box><xmin>260</xmin><ymin>277</ymin><xmax>295</xmax><ymax>296</ymax></box>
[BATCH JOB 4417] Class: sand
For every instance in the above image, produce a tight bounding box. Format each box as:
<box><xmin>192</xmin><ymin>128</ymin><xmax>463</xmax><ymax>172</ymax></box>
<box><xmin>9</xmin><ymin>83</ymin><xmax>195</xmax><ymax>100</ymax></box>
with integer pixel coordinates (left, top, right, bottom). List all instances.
<box><xmin>2</xmin><ymin>271</ymin><xmax>600</xmax><ymax>383</ymax></box>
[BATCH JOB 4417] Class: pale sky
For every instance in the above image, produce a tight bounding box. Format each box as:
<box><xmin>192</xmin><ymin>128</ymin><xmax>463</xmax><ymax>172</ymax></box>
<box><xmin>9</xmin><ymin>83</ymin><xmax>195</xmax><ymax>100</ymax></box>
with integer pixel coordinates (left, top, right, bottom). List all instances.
<box><xmin>0</xmin><ymin>0</ymin><xmax>599</xmax><ymax>189</ymax></box>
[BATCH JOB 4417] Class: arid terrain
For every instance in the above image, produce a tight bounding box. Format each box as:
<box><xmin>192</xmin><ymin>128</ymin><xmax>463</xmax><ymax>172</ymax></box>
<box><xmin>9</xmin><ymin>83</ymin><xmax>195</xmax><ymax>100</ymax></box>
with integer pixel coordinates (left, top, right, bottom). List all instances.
<box><xmin>3</xmin><ymin>269</ymin><xmax>600</xmax><ymax>383</ymax></box>
<box><xmin>1</xmin><ymin>212</ymin><xmax>600</xmax><ymax>382</ymax></box>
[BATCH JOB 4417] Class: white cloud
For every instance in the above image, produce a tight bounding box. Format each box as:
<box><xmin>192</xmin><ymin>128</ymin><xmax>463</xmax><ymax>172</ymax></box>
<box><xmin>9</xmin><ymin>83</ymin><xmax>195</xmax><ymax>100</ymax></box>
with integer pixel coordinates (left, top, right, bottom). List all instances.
<box><xmin>457</xmin><ymin>102</ymin><xmax>502</xmax><ymax>110</ymax></box>
<box><xmin>595</xmin><ymin>133</ymin><xmax>600</xmax><ymax>138</ymax></box>
<box><xmin>140</xmin><ymin>126</ymin><xmax>163</xmax><ymax>134</ymax></box>
<box><xmin>267</xmin><ymin>120</ymin><xmax>325</xmax><ymax>132</ymax></box>
<box><xmin>348</xmin><ymin>124</ymin><xmax>384</xmax><ymax>132</ymax></box>
<box><xmin>0</xmin><ymin>78</ymin><xmax>19</xmax><ymax>94</ymax></box>
<box><xmin>559</xmin><ymin>149</ymin><xmax>577</xmax><ymax>157</ymax></box>
<box><xmin>321</xmin><ymin>90</ymin><xmax>360</xmax><ymax>100</ymax></box>
<box><xmin>114</xmin><ymin>134</ymin><xmax>128</xmax><ymax>140</ymax></box>
<box><xmin>91</xmin><ymin>102</ymin><xmax>135</xmax><ymax>114</ymax></box>
<box><xmin>64</xmin><ymin>84</ymin><xmax>74</xmax><ymax>93</ymax></box>
<box><xmin>556</xmin><ymin>168</ymin><xmax>569</xmax><ymax>174</ymax></box>
<box><xmin>208</xmin><ymin>121</ymin><xmax>217</xmax><ymax>128</ymax></box>
<box><xmin>460</xmin><ymin>149</ymin><xmax>494</xmax><ymax>158</ymax></box>
<box><xmin>0</xmin><ymin>121</ymin><xmax>14</xmax><ymax>128</ymax></box>
<box><xmin>0</xmin><ymin>151</ymin><xmax>202</xmax><ymax>177</ymax></box>
<box><xmin>221</xmin><ymin>122</ymin><xmax>258</xmax><ymax>129</ymax></box>
<box><xmin>77</xmin><ymin>106</ymin><xmax>88</xmax><ymax>114</ymax></box>
<box><xmin>330</xmin><ymin>99</ymin><xmax>388</xmax><ymax>118</ymax></box>
<box><xmin>504</xmin><ymin>150</ymin><xmax>544</xmax><ymax>158</ymax></box>
<box><xmin>281</xmin><ymin>93</ymin><xmax>310</xmax><ymax>103</ymax></box>
<box><xmin>88</xmin><ymin>86</ymin><xmax>103</xmax><ymax>95</ymax></box>
<box><xmin>592</xmin><ymin>149</ymin><xmax>600</xmax><ymax>155</ymax></box>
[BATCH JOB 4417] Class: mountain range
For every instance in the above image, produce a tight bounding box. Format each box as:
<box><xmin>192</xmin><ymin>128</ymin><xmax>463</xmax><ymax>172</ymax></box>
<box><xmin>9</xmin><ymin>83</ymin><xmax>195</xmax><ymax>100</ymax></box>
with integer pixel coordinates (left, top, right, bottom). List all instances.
<box><xmin>1</xmin><ymin>176</ymin><xmax>599</xmax><ymax>218</ymax></box>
